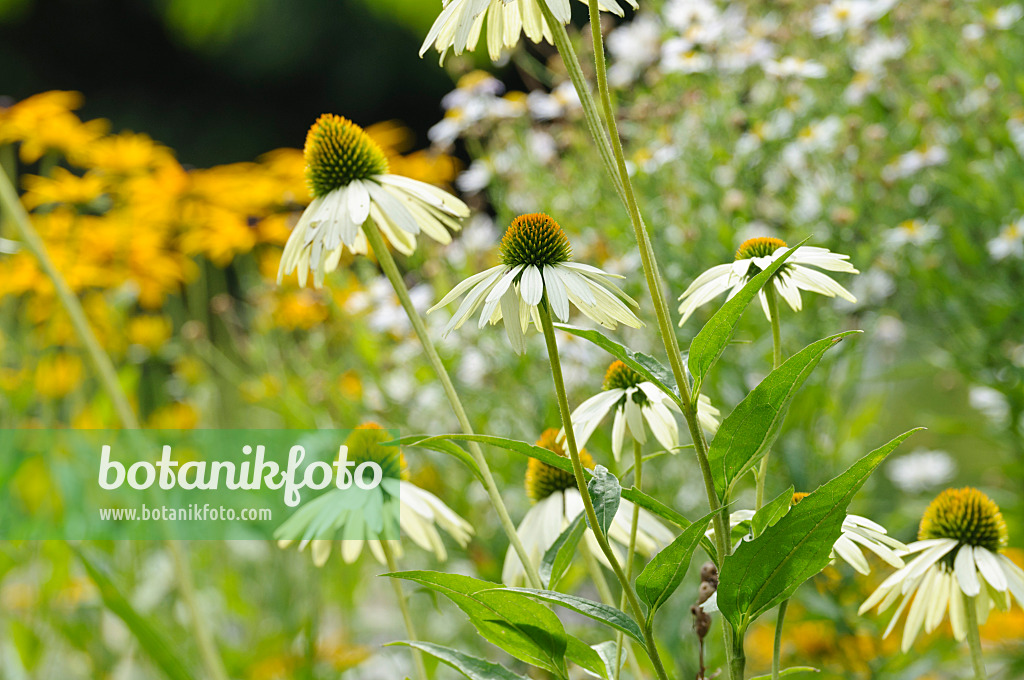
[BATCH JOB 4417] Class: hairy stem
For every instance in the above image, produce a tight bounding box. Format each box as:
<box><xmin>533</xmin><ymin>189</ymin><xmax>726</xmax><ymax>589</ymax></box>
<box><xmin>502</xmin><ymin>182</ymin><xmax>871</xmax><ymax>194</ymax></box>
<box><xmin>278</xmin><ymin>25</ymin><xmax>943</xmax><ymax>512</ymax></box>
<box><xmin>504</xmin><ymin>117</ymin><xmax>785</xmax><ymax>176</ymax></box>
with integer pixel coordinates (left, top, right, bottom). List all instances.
<box><xmin>381</xmin><ymin>541</ymin><xmax>429</xmax><ymax>680</ymax></box>
<box><xmin>771</xmin><ymin>599</ymin><xmax>788</xmax><ymax>680</ymax></box>
<box><xmin>964</xmin><ymin>594</ymin><xmax>988</xmax><ymax>680</ymax></box>
<box><xmin>537</xmin><ymin>303</ymin><xmax>671</xmax><ymax>680</ymax></box>
<box><xmin>755</xmin><ymin>286</ymin><xmax>783</xmax><ymax>510</ymax></box>
<box><xmin>362</xmin><ymin>220</ymin><xmax>543</xmax><ymax>589</ymax></box>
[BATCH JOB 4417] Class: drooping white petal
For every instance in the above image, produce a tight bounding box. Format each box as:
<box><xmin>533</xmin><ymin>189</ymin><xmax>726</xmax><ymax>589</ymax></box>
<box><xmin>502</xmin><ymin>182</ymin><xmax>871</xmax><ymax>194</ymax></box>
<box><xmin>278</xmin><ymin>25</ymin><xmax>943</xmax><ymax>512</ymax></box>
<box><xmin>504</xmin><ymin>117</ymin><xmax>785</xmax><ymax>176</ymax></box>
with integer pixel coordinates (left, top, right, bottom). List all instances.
<box><xmin>955</xmin><ymin>545</ymin><xmax>981</xmax><ymax>597</ymax></box>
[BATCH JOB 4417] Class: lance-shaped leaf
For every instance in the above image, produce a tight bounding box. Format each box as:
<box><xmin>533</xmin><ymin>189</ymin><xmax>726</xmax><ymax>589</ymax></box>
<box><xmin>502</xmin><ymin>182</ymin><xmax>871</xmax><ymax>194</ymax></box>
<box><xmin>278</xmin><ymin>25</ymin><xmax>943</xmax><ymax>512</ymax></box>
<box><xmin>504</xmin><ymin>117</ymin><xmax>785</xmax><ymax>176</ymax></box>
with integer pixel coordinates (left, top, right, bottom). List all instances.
<box><xmin>751</xmin><ymin>485</ymin><xmax>795</xmax><ymax>538</ymax></box>
<box><xmin>394</xmin><ymin>434</ymin><xmax>484</xmax><ymax>482</ymax></box>
<box><xmin>566</xmin><ymin>636</ymin><xmax>610</xmax><ymax>679</ymax></box>
<box><xmin>486</xmin><ymin>588</ymin><xmax>645</xmax><ymax>647</ymax></box>
<box><xmin>716</xmin><ymin>430</ymin><xmax>921</xmax><ymax>629</ymax></box>
<box><xmin>635</xmin><ymin>508</ymin><xmax>717</xmax><ymax>615</ymax></box>
<box><xmin>387</xmin><ymin>571</ymin><xmax>569</xmax><ymax>677</ymax></box>
<box><xmin>540</xmin><ymin>515</ymin><xmax>585</xmax><ymax>589</ymax></box>
<box><xmin>387</xmin><ymin>641</ymin><xmax>528</xmax><ymax>680</ymax></box>
<box><xmin>688</xmin><ymin>241</ymin><xmax>804</xmax><ymax>392</ymax></box>
<box><xmin>707</xmin><ymin>331</ymin><xmax>860</xmax><ymax>501</ymax></box>
<box><xmin>554</xmin><ymin>325</ymin><xmax>682</xmax><ymax>408</ymax></box>
<box><xmin>587</xmin><ymin>466</ymin><xmax>621</xmax><ymax>536</ymax></box>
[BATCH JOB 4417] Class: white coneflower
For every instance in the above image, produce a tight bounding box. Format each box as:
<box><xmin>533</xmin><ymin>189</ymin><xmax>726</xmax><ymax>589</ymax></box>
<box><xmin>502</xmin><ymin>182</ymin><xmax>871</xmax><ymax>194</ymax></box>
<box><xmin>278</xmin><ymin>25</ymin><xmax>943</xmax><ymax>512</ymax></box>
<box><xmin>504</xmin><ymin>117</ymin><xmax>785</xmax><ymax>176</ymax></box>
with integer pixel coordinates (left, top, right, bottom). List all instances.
<box><xmin>276</xmin><ymin>424</ymin><xmax>473</xmax><ymax>566</ymax></box>
<box><xmin>566</xmin><ymin>360</ymin><xmax>720</xmax><ymax>460</ymax></box>
<box><xmin>420</xmin><ymin>0</ymin><xmax>638</xmax><ymax>63</ymax></box>
<box><xmin>502</xmin><ymin>430</ymin><xmax>674</xmax><ymax>585</ymax></box>
<box><xmin>987</xmin><ymin>218</ymin><xmax>1024</xmax><ymax>260</ymax></box>
<box><xmin>277</xmin><ymin>114</ymin><xmax>469</xmax><ymax>288</ymax></box>
<box><xmin>860</xmin><ymin>487</ymin><xmax>1024</xmax><ymax>652</ymax></box>
<box><xmin>677</xmin><ymin>237</ymin><xmax>858</xmax><ymax>326</ymax></box>
<box><xmin>428</xmin><ymin>213</ymin><xmax>644</xmax><ymax>355</ymax></box>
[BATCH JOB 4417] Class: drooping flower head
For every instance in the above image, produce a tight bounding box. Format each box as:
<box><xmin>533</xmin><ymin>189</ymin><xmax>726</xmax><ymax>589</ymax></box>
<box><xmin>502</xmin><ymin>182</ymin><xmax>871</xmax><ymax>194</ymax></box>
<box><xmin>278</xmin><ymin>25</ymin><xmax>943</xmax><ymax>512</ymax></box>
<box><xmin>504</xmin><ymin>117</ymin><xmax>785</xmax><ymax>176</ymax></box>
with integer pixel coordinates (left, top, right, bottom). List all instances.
<box><xmin>420</xmin><ymin>0</ymin><xmax>639</xmax><ymax>64</ymax></box>
<box><xmin>502</xmin><ymin>428</ymin><xmax>673</xmax><ymax>585</ymax></box>
<box><xmin>429</xmin><ymin>213</ymin><xmax>643</xmax><ymax>354</ymax></box>
<box><xmin>276</xmin><ymin>422</ymin><xmax>473</xmax><ymax>566</ymax></box>
<box><xmin>278</xmin><ymin>114</ymin><xmax>470</xmax><ymax>288</ymax></box>
<box><xmin>860</xmin><ymin>487</ymin><xmax>1023</xmax><ymax>651</ymax></box>
<box><xmin>677</xmin><ymin>236</ymin><xmax>858</xmax><ymax>326</ymax></box>
<box><xmin>565</xmin><ymin>359</ymin><xmax>720</xmax><ymax>460</ymax></box>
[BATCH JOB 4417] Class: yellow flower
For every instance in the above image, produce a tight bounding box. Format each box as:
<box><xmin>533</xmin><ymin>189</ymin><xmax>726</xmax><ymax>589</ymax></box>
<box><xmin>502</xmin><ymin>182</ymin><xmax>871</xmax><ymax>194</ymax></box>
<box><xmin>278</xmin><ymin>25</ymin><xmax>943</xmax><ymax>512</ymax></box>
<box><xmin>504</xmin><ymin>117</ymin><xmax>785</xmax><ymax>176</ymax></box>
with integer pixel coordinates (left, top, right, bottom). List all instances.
<box><xmin>272</xmin><ymin>290</ymin><xmax>330</xmax><ymax>330</ymax></box>
<box><xmin>127</xmin><ymin>315</ymin><xmax>173</xmax><ymax>352</ymax></box>
<box><xmin>0</xmin><ymin>90</ymin><xmax>109</xmax><ymax>163</ymax></box>
<box><xmin>84</xmin><ymin>131</ymin><xmax>175</xmax><ymax>173</ymax></box>
<box><xmin>147</xmin><ymin>402</ymin><xmax>199</xmax><ymax>429</ymax></box>
<box><xmin>181</xmin><ymin>202</ymin><xmax>258</xmax><ymax>266</ymax></box>
<box><xmin>34</xmin><ymin>353</ymin><xmax>84</xmax><ymax>398</ymax></box>
<box><xmin>21</xmin><ymin>168</ymin><xmax>106</xmax><ymax>209</ymax></box>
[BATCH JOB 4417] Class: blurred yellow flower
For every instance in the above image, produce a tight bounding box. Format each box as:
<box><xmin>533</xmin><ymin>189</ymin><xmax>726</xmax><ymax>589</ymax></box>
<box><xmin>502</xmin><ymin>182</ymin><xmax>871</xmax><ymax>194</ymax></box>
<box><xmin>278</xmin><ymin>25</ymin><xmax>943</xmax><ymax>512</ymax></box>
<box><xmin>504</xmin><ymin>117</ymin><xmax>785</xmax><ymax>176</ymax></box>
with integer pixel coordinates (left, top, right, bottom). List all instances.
<box><xmin>84</xmin><ymin>131</ymin><xmax>175</xmax><ymax>173</ymax></box>
<box><xmin>127</xmin><ymin>315</ymin><xmax>173</xmax><ymax>351</ymax></box>
<box><xmin>272</xmin><ymin>289</ymin><xmax>329</xmax><ymax>330</ymax></box>
<box><xmin>34</xmin><ymin>353</ymin><xmax>84</xmax><ymax>398</ymax></box>
<box><xmin>0</xmin><ymin>90</ymin><xmax>108</xmax><ymax>163</ymax></box>
<box><xmin>147</xmin><ymin>402</ymin><xmax>199</xmax><ymax>429</ymax></box>
<box><xmin>21</xmin><ymin>167</ymin><xmax>106</xmax><ymax>209</ymax></box>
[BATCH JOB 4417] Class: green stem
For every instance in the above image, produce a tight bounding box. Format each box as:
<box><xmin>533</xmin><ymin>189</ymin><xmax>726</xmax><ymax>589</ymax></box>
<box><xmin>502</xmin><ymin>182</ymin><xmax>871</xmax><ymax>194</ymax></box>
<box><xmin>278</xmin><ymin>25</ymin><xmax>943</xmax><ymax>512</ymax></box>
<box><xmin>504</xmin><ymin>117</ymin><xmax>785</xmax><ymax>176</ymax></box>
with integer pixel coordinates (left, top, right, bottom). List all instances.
<box><xmin>756</xmin><ymin>287</ymin><xmax>784</xmax><ymax>510</ymax></box>
<box><xmin>615</xmin><ymin>439</ymin><xmax>644</xmax><ymax>678</ymax></box>
<box><xmin>583</xmin><ymin>545</ymin><xmax>644</xmax><ymax>680</ymax></box>
<box><xmin>381</xmin><ymin>541</ymin><xmax>429</xmax><ymax>680</ymax></box>
<box><xmin>542</xmin><ymin>3</ymin><xmax>729</xmax><ymax>569</ymax></box>
<box><xmin>771</xmin><ymin>599</ymin><xmax>788</xmax><ymax>680</ymax></box>
<box><xmin>964</xmin><ymin>594</ymin><xmax>988</xmax><ymax>680</ymax></box>
<box><xmin>362</xmin><ymin>220</ymin><xmax>544</xmax><ymax>589</ymax></box>
<box><xmin>0</xmin><ymin>164</ymin><xmax>230</xmax><ymax>680</ymax></box>
<box><xmin>537</xmin><ymin>303</ymin><xmax>671</xmax><ymax>680</ymax></box>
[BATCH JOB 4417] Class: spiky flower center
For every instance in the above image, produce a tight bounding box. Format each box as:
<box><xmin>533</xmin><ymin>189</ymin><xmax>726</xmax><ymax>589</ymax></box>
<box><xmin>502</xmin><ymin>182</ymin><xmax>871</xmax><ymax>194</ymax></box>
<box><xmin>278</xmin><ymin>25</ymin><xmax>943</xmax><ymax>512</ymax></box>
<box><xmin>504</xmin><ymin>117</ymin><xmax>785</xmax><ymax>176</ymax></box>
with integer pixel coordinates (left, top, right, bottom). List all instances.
<box><xmin>499</xmin><ymin>213</ymin><xmax>572</xmax><ymax>268</ymax></box>
<box><xmin>791</xmin><ymin>492</ymin><xmax>810</xmax><ymax>505</ymax></box>
<box><xmin>304</xmin><ymin>114</ymin><xmax>389</xmax><ymax>198</ymax></box>
<box><xmin>525</xmin><ymin>428</ymin><xmax>595</xmax><ymax>502</ymax></box>
<box><xmin>343</xmin><ymin>423</ymin><xmax>406</xmax><ymax>481</ymax></box>
<box><xmin>736</xmin><ymin>237</ymin><xmax>787</xmax><ymax>261</ymax></box>
<box><xmin>602</xmin><ymin>360</ymin><xmax>649</xmax><ymax>408</ymax></box>
<box><xmin>918</xmin><ymin>487</ymin><xmax>1008</xmax><ymax>554</ymax></box>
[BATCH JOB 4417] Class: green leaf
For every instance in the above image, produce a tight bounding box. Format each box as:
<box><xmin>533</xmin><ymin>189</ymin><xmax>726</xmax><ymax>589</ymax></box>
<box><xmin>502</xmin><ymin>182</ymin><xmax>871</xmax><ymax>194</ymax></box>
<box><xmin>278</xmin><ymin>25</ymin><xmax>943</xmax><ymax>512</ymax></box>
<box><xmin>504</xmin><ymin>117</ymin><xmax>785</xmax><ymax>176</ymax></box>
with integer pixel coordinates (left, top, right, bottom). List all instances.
<box><xmin>587</xmin><ymin>466</ymin><xmax>621</xmax><ymax>536</ymax></box>
<box><xmin>687</xmin><ymin>241</ymin><xmax>804</xmax><ymax>392</ymax></box>
<box><xmin>71</xmin><ymin>545</ymin><xmax>195</xmax><ymax>680</ymax></box>
<box><xmin>554</xmin><ymin>324</ymin><xmax>682</xmax><ymax>408</ymax></box>
<box><xmin>748</xmin><ymin>667</ymin><xmax>820</xmax><ymax>679</ymax></box>
<box><xmin>751</xmin><ymin>485</ymin><xmax>795</xmax><ymax>538</ymax></box>
<box><xmin>708</xmin><ymin>331</ymin><xmax>860</xmax><ymax>500</ymax></box>
<box><xmin>716</xmin><ymin>430</ymin><xmax>921</xmax><ymax>629</ymax></box>
<box><xmin>386</xmin><ymin>571</ymin><xmax>568</xmax><ymax>677</ymax></box>
<box><xmin>540</xmin><ymin>514</ymin><xmax>585</xmax><ymax>589</ymax></box>
<box><xmin>565</xmin><ymin>635</ymin><xmax>610</xmax><ymax>679</ymax></box>
<box><xmin>487</xmin><ymin>588</ymin><xmax>645</xmax><ymax>647</ymax></box>
<box><xmin>589</xmin><ymin>641</ymin><xmax>620</xmax><ymax>680</ymax></box>
<box><xmin>394</xmin><ymin>435</ymin><xmax>484</xmax><ymax>482</ymax></box>
<box><xmin>635</xmin><ymin>508</ymin><xmax>718</xmax><ymax>615</ymax></box>
<box><xmin>387</xmin><ymin>641</ymin><xmax>528</xmax><ymax>680</ymax></box>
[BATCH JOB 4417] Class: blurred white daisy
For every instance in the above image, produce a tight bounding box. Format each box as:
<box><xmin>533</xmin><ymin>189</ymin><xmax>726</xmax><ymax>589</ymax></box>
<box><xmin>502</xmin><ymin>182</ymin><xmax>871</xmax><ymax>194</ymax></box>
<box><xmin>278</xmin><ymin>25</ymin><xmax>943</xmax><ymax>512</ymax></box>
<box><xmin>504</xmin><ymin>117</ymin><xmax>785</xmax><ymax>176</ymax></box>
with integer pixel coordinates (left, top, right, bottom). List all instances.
<box><xmin>566</xmin><ymin>359</ymin><xmax>720</xmax><ymax>460</ymax></box>
<box><xmin>276</xmin><ymin>424</ymin><xmax>473</xmax><ymax>566</ymax></box>
<box><xmin>502</xmin><ymin>430</ymin><xmax>674</xmax><ymax>585</ymax></box>
<box><xmin>987</xmin><ymin>218</ymin><xmax>1024</xmax><ymax>260</ymax></box>
<box><xmin>884</xmin><ymin>219</ymin><xmax>941</xmax><ymax>248</ymax></box>
<box><xmin>277</xmin><ymin>114</ymin><xmax>469</xmax><ymax>288</ymax></box>
<box><xmin>763</xmin><ymin>56</ymin><xmax>827</xmax><ymax>79</ymax></box>
<box><xmin>420</xmin><ymin>0</ymin><xmax>638</xmax><ymax>64</ymax></box>
<box><xmin>886</xmin><ymin>449</ymin><xmax>956</xmax><ymax>493</ymax></box>
<box><xmin>677</xmin><ymin>237</ymin><xmax>858</xmax><ymax>326</ymax></box>
<box><xmin>661</xmin><ymin>41</ymin><xmax>714</xmax><ymax>73</ymax></box>
<box><xmin>428</xmin><ymin>213</ymin><xmax>644</xmax><ymax>355</ymax></box>
<box><xmin>860</xmin><ymin>487</ymin><xmax>1023</xmax><ymax>651</ymax></box>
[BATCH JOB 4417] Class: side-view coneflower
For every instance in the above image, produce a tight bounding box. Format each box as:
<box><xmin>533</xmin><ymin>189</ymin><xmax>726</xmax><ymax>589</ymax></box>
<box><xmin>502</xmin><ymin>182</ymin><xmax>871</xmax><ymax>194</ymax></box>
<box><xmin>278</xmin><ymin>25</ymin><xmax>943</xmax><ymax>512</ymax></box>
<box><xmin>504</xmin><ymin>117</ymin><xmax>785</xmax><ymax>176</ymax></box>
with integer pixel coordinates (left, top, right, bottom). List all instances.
<box><xmin>677</xmin><ymin>237</ymin><xmax>858</xmax><ymax>326</ymax></box>
<box><xmin>860</xmin><ymin>487</ymin><xmax>1024</xmax><ymax>658</ymax></box>
<box><xmin>276</xmin><ymin>423</ymin><xmax>473</xmax><ymax>566</ymax></box>
<box><xmin>420</xmin><ymin>0</ymin><xmax>638</xmax><ymax>64</ymax></box>
<box><xmin>566</xmin><ymin>359</ymin><xmax>720</xmax><ymax>460</ymax></box>
<box><xmin>428</xmin><ymin>212</ymin><xmax>644</xmax><ymax>354</ymax></box>
<box><xmin>502</xmin><ymin>429</ymin><xmax>674</xmax><ymax>585</ymax></box>
<box><xmin>278</xmin><ymin>114</ymin><xmax>469</xmax><ymax>287</ymax></box>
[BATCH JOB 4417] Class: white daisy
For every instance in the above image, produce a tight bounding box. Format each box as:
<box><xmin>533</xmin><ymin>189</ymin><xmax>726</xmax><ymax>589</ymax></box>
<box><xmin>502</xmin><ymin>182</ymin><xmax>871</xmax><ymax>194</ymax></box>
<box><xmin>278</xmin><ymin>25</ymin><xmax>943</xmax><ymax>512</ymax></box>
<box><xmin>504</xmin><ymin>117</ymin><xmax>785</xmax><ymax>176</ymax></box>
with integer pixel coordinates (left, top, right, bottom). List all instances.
<box><xmin>420</xmin><ymin>0</ymin><xmax>638</xmax><ymax>64</ymax></box>
<box><xmin>860</xmin><ymin>487</ymin><xmax>1023</xmax><ymax>652</ymax></box>
<box><xmin>428</xmin><ymin>213</ymin><xmax>644</xmax><ymax>355</ymax></box>
<box><xmin>502</xmin><ymin>430</ymin><xmax>675</xmax><ymax>585</ymax></box>
<box><xmin>884</xmin><ymin>219</ymin><xmax>941</xmax><ymax>248</ymax></box>
<box><xmin>987</xmin><ymin>218</ymin><xmax>1024</xmax><ymax>260</ymax></box>
<box><xmin>566</xmin><ymin>359</ymin><xmax>720</xmax><ymax>460</ymax></box>
<box><xmin>276</xmin><ymin>424</ymin><xmax>473</xmax><ymax>566</ymax></box>
<box><xmin>277</xmin><ymin>114</ymin><xmax>469</xmax><ymax>288</ymax></box>
<box><xmin>677</xmin><ymin>236</ymin><xmax>859</xmax><ymax>326</ymax></box>
<box><xmin>763</xmin><ymin>56</ymin><xmax>827</xmax><ymax>79</ymax></box>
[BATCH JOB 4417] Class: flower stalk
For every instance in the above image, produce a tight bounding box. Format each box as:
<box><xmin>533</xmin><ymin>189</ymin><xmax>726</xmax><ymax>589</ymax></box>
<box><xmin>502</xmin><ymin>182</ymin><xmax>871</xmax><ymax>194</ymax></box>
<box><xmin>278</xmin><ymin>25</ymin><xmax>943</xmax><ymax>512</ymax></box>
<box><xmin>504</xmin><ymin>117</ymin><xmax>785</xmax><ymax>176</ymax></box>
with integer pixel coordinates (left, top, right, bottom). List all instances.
<box><xmin>537</xmin><ymin>301</ymin><xmax>671</xmax><ymax>680</ymax></box>
<box><xmin>771</xmin><ymin>599</ymin><xmax>788</xmax><ymax>680</ymax></box>
<box><xmin>963</xmin><ymin>594</ymin><xmax>988</xmax><ymax>680</ymax></box>
<box><xmin>381</xmin><ymin>540</ymin><xmax>430</xmax><ymax>680</ymax></box>
<box><xmin>361</xmin><ymin>219</ymin><xmax>544</xmax><ymax>589</ymax></box>
<box><xmin>616</xmin><ymin>440</ymin><xmax>644</xmax><ymax>677</ymax></box>
<box><xmin>756</xmin><ymin>285</ymin><xmax>784</xmax><ymax>509</ymax></box>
